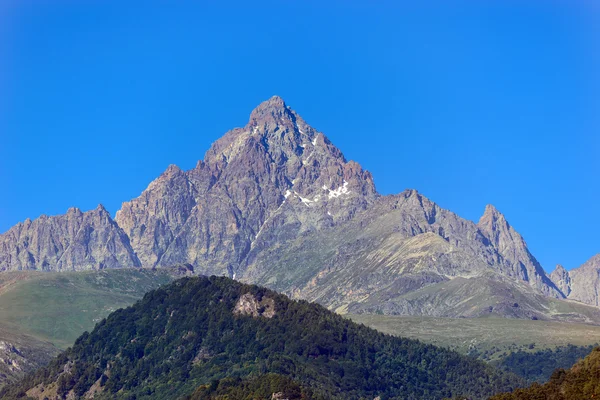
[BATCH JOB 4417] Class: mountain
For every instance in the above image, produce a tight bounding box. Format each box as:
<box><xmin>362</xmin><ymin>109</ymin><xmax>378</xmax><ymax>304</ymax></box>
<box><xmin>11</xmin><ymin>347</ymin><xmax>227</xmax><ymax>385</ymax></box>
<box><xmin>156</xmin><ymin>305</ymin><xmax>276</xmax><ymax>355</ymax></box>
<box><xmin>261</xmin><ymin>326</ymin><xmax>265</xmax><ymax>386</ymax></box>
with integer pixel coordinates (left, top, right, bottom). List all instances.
<box><xmin>2</xmin><ymin>96</ymin><xmax>600</xmax><ymax>319</ymax></box>
<box><xmin>490</xmin><ymin>347</ymin><xmax>600</xmax><ymax>400</ymax></box>
<box><xmin>0</xmin><ymin>276</ymin><xmax>524</xmax><ymax>400</ymax></box>
<box><xmin>548</xmin><ymin>254</ymin><xmax>600</xmax><ymax>306</ymax></box>
<box><xmin>0</xmin><ymin>206</ymin><xmax>139</xmax><ymax>271</ymax></box>
<box><xmin>114</xmin><ymin>95</ymin><xmax>377</xmax><ymax>276</ymax></box>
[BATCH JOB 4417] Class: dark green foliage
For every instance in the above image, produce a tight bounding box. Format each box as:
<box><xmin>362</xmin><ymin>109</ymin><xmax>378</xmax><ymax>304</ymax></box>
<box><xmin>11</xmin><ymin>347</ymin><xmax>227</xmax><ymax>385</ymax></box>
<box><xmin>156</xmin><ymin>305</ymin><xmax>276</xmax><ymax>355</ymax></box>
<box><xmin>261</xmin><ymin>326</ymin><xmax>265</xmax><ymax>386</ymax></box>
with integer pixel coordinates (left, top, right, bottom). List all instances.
<box><xmin>496</xmin><ymin>344</ymin><xmax>597</xmax><ymax>383</ymax></box>
<box><xmin>491</xmin><ymin>347</ymin><xmax>600</xmax><ymax>400</ymax></box>
<box><xmin>1</xmin><ymin>276</ymin><xmax>524</xmax><ymax>399</ymax></box>
<box><xmin>185</xmin><ymin>373</ymin><xmax>315</xmax><ymax>400</ymax></box>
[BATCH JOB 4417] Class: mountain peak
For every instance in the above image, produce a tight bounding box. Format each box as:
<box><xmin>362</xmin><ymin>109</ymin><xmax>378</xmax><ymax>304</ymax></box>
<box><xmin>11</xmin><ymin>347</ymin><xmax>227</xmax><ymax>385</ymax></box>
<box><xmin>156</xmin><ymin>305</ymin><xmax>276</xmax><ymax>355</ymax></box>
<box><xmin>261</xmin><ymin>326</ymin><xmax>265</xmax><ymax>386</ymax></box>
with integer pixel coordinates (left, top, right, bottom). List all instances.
<box><xmin>478</xmin><ymin>204</ymin><xmax>514</xmax><ymax>239</ymax></box>
<box><xmin>248</xmin><ymin>95</ymin><xmax>295</xmax><ymax>126</ymax></box>
<box><xmin>554</xmin><ymin>264</ymin><xmax>566</xmax><ymax>272</ymax></box>
<box><xmin>481</xmin><ymin>204</ymin><xmax>504</xmax><ymax>220</ymax></box>
<box><xmin>549</xmin><ymin>264</ymin><xmax>571</xmax><ymax>301</ymax></box>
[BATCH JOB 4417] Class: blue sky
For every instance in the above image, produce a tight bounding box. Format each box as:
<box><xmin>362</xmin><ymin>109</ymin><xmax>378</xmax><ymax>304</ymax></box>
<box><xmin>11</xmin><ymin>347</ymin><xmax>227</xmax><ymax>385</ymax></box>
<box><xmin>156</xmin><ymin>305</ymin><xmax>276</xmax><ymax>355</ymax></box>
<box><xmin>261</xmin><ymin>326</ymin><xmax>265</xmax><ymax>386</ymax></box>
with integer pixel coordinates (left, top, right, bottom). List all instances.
<box><xmin>1</xmin><ymin>1</ymin><xmax>598</xmax><ymax>271</ymax></box>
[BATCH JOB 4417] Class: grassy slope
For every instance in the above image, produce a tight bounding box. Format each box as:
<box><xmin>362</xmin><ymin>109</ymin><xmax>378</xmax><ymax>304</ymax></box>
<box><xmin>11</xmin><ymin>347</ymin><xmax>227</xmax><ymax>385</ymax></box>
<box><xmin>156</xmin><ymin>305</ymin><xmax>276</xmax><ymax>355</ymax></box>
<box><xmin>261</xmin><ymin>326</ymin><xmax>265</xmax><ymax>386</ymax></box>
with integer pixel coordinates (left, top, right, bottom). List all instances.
<box><xmin>349</xmin><ymin>314</ymin><xmax>600</xmax><ymax>361</ymax></box>
<box><xmin>0</xmin><ymin>269</ymin><xmax>177</xmax><ymax>349</ymax></box>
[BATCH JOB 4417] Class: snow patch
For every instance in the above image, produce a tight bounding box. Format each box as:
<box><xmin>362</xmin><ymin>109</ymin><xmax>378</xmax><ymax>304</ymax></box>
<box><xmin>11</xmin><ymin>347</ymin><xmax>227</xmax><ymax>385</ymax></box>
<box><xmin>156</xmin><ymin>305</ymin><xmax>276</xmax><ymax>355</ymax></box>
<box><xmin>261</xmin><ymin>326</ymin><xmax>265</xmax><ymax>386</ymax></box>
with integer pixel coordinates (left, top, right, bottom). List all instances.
<box><xmin>327</xmin><ymin>180</ymin><xmax>350</xmax><ymax>199</ymax></box>
<box><xmin>284</xmin><ymin>190</ymin><xmax>292</xmax><ymax>199</ymax></box>
<box><xmin>297</xmin><ymin>194</ymin><xmax>314</xmax><ymax>207</ymax></box>
<box><xmin>312</xmin><ymin>136</ymin><xmax>318</xmax><ymax>146</ymax></box>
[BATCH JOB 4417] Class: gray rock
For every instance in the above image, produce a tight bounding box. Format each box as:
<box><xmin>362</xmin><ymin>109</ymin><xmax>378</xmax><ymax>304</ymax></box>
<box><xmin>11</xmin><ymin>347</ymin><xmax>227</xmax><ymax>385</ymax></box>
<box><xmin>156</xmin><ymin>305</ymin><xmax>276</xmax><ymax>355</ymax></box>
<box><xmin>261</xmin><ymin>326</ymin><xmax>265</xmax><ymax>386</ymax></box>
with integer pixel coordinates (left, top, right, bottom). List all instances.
<box><xmin>0</xmin><ymin>205</ymin><xmax>139</xmax><ymax>271</ymax></box>
<box><xmin>555</xmin><ymin>255</ymin><xmax>600</xmax><ymax>306</ymax></box>
<box><xmin>549</xmin><ymin>264</ymin><xmax>571</xmax><ymax>297</ymax></box>
<box><xmin>1</xmin><ymin>96</ymin><xmax>598</xmax><ymax>320</ymax></box>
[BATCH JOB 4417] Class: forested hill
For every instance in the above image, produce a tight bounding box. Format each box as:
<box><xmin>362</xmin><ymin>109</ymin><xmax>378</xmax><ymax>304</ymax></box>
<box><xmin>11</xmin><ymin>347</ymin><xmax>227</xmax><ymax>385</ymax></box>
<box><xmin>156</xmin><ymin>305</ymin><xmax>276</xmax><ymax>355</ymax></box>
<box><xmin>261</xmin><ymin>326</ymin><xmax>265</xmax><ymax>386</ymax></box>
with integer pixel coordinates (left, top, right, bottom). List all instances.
<box><xmin>1</xmin><ymin>276</ymin><xmax>524</xmax><ymax>400</ymax></box>
<box><xmin>491</xmin><ymin>347</ymin><xmax>600</xmax><ymax>400</ymax></box>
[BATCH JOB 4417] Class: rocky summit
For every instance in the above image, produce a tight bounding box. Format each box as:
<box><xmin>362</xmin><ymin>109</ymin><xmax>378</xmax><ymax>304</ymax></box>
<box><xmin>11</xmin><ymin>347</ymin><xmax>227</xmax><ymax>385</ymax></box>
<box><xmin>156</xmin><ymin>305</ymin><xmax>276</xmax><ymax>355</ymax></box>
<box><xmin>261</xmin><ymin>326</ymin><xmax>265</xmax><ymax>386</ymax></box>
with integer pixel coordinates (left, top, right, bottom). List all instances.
<box><xmin>1</xmin><ymin>96</ymin><xmax>599</xmax><ymax>320</ymax></box>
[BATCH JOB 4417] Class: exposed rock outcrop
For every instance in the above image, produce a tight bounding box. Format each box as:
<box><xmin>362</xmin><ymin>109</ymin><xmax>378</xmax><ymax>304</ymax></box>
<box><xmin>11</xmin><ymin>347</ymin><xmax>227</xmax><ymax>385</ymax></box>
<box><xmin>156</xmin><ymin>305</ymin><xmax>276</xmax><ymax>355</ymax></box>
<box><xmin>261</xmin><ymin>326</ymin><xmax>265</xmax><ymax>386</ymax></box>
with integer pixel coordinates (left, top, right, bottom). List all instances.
<box><xmin>549</xmin><ymin>264</ymin><xmax>571</xmax><ymax>297</ymax></box>
<box><xmin>0</xmin><ymin>205</ymin><xmax>139</xmax><ymax>272</ymax></box>
<box><xmin>233</xmin><ymin>293</ymin><xmax>275</xmax><ymax>318</ymax></box>
<box><xmin>570</xmin><ymin>255</ymin><xmax>600</xmax><ymax>305</ymax></box>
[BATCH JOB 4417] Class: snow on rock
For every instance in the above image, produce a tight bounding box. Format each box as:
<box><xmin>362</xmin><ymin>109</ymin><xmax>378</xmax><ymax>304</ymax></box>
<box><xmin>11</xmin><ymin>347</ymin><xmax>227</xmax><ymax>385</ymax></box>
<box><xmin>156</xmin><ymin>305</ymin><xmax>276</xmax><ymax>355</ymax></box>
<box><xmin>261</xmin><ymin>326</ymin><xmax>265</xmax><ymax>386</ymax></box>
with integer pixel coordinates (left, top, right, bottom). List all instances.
<box><xmin>327</xmin><ymin>180</ymin><xmax>350</xmax><ymax>199</ymax></box>
<box><xmin>297</xmin><ymin>194</ymin><xmax>315</xmax><ymax>207</ymax></box>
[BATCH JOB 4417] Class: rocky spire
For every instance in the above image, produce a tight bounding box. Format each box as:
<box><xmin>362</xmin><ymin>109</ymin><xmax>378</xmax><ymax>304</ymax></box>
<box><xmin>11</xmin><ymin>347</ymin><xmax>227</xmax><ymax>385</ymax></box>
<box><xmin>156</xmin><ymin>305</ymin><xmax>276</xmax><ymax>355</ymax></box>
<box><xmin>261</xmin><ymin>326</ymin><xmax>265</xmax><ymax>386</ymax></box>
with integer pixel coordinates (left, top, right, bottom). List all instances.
<box><xmin>478</xmin><ymin>205</ymin><xmax>526</xmax><ymax>259</ymax></box>
<box><xmin>549</xmin><ymin>264</ymin><xmax>571</xmax><ymax>297</ymax></box>
<box><xmin>478</xmin><ymin>204</ymin><xmax>562</xmax><ymax>297</ymax></box>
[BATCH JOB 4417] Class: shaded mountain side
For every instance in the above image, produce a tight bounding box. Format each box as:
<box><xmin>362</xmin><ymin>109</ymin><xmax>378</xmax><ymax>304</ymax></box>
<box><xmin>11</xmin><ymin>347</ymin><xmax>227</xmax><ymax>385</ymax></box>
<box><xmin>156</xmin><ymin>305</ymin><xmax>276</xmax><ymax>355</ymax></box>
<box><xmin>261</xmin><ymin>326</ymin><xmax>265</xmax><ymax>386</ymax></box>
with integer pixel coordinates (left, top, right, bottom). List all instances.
<box><xmin>1</xmin><ymin>276</ymin><xmax>524</xmax><ymax>400</ymax></box>
<box><xmin>491</xmin><ymin>347</ymin><xmax>600</xmax><ymax>400</ymax></box>
<box><xmin>0</xmin><ymin>323</ymin><xmax>60</xmax><ymax>391</ymax></box>
<box><xmin>495</xmin><ymin>344</ymin><xmax>598</xmax><ymax>384</ymax></box>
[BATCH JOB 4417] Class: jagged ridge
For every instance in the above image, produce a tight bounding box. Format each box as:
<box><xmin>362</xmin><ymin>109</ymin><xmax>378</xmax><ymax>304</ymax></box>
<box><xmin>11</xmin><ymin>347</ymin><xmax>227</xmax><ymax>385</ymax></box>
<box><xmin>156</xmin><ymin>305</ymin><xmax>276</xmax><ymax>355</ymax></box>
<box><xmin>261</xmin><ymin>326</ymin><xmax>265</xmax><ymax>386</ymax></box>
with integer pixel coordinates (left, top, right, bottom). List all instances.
<box><xmin>3</xmin><ymin>96</ymin><xmax>600</xmax><ymax>317</ymax></box>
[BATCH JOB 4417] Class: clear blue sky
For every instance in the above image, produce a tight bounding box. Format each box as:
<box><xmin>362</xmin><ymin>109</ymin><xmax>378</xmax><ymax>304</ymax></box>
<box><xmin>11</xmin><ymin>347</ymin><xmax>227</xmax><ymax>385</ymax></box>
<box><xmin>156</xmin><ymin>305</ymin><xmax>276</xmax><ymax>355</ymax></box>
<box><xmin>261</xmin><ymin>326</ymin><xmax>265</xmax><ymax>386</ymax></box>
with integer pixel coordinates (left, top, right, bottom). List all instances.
<box><xmin>1</xmin><ymin>1</ymin><xmax>598</xmax><ymax>271</ymax></box>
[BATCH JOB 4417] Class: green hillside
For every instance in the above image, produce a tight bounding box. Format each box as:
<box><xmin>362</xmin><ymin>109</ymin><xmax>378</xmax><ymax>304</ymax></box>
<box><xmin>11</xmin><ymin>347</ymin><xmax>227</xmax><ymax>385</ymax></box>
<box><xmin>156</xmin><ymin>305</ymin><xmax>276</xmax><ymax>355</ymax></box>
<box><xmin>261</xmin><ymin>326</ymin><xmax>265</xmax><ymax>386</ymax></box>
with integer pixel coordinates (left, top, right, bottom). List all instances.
<box><xmin>491</xmin><ymin>347</ymin><xmax>600</xmax><ymax>399</ymax></box>
<box><xmin>0</xmin><ymin>268</ymin><xmax>179</xmax><ymax>389</ymax></box>
<box><xmin>1</xmin><ymin>276</ymin><xmax>525</xmax><ymax>400</ymax></box>
<box><xmin>0</xmin><ymin>269</ymin><xmax>178</xmax><ymax>349</ymax></box>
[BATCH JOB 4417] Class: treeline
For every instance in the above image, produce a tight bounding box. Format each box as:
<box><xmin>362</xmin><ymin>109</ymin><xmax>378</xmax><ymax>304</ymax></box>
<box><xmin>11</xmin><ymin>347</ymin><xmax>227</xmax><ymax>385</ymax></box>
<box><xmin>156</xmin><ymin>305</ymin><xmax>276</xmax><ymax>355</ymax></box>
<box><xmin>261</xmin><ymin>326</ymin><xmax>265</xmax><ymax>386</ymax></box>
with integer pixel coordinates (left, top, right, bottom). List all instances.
<box><xmin>491</xmin><ymin>347</ymin><xmax>600</xmax><ymax>399</ymax></box>
<box><xmin>0</xmin><ymin>276</ymin><xmax>524</xmax><ymax>399</ymax></box>
<box><xmin>185</xmin><ymin>374</ymin><xmax>314</xmax><ymax>400</ymax></box>
<box><xmin>495</xmin><ymin>344</ymin><xmax>597</xmax><ymax>383</ymax></box>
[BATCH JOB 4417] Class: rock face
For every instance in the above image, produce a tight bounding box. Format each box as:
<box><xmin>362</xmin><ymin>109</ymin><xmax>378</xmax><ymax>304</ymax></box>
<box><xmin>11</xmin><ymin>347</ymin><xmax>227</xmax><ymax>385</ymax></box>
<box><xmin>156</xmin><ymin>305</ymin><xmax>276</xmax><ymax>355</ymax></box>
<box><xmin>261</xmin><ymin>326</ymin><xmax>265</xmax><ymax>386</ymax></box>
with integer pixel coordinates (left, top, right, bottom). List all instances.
<box><xmin>115</xmin><ymin>95</ymin><xmax>376</xmax><ymax>277</ymax></box>
<box><xmin>549</xmin><ymin>264</ymin><xmax>571</xmax><ymax>297</ymax></box>
<box><xmin>1</xmin><ymin>96</ymin><xmax>599</xmax><ymax>318</ymax></box>
<box><xmin>477</xmin><ymin>205</ymin><xmax>559</xmax><ymax>297</ymax></box>
<box><xmin>233</xmin><ymin>293</ymin><xmax>276</xmax><ymax>318</ymax></box>
<box><xmin>0</xmin><ymin>205</ymin><xmax>139</xmax><ymax>271</ymax></box>
<box><xmin>547</xmin><ymin>255</ymin><xmax>600</xmax><ymax>306</ymax></box>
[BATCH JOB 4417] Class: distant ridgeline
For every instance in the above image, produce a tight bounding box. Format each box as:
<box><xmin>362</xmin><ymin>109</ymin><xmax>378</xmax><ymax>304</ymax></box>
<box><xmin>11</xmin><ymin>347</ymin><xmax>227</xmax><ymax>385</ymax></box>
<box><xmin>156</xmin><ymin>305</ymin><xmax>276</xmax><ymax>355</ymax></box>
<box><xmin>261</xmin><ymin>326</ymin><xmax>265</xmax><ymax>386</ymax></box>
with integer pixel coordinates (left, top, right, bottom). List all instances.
<box><xmin>1</xmin><ymin>276</ymin><xmax>524</xmax><ymax>400</ymax></box>
<box><xmin>491</xmin><ymin>347</ymin><xmax>600</xmax><ymax>400</ymax></box>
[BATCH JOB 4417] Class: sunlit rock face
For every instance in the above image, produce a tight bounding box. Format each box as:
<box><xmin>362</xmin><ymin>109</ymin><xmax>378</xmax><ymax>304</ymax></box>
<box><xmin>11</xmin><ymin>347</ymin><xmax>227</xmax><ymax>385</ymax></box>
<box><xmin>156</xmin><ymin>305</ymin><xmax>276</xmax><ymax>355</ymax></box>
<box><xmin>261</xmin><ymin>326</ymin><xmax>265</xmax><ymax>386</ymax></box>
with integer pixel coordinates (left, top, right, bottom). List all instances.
<box><xmin>6</xmin><ymin>96</ymin><xmax>598</xmax><ymax>320</ymax></box>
